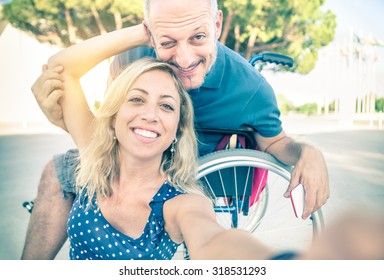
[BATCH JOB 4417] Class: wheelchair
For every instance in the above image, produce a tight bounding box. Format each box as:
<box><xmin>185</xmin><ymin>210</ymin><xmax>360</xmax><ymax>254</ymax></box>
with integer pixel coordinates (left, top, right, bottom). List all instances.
<box><xmin>177</xmin><ymin>53</ymin><xmax>325</xmax><ymax>259</ymax></box>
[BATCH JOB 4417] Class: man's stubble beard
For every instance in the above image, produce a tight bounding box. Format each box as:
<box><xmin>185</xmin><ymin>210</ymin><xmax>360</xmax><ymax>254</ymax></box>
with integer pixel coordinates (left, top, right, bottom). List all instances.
<box><xmin>151</xmin><ymin>39</ymin><xmax>218</xmax><ymax>90</ymax></box>
<box><xmin>183</xmin><ymin>44</ymin><xmax>218</xmax><ymax>90</ymax></box>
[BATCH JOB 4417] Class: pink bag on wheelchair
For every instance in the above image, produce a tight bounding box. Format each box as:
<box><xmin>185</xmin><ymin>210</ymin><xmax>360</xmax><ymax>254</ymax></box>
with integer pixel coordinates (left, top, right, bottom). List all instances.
<box><xmin>215</xmin><ymin>134</ymin><xmax>268</xmax><ymax>207</ymax></box>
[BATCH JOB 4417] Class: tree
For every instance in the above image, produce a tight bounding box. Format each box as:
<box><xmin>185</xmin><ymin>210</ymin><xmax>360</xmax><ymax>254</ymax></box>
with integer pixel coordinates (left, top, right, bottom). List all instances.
<box><xmin>218</xmin><ymin>0</ymin><xmax>336</xmax><ymax>74</ymax></box>
<box><xmin>3</xmin><ymin>0</ymin><xmax>336</xmax><ymax>74</ymax></box>
<box><xmin>375</xmin><ymin>96</ymin><xmax>384</xmax><ymax>113</ymax></box>
<box><xmin>276</xmin><ymin>93</ymin><xmax>295</xmax><ymax>115</ymax></box>
<box><xmin>0</xmin><ymin>2</ymin><xmax>9</xmax><ymax>35</ymax></box>
<box><xmin>2</xmin><ymin>0</ymin><xmax>143</xmax><ymax>47</ymax></box>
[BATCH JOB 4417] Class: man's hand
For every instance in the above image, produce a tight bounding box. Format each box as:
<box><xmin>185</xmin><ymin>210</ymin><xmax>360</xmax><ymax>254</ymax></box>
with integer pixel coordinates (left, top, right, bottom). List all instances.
<box><xmin>284</xmin><ymin>145</ymin><xmax>329</xmax><ymax>219</ymax></box>
<box><xmin>31</xmin><ymin>65</ymin><xmax>67</xmax><ymax>131</ymax></box>
<box><xmin>256</xmin><ymin>133</ymin><xmax>330</xmax><ymax>220</ymax></box>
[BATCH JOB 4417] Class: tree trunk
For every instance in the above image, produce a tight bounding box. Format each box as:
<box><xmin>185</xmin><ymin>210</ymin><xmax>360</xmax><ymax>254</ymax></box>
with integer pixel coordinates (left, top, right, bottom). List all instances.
<box><xmin>234</xmin><ymin>24</ymin><xmax>241</xmax><ymax>53</ymax></box>
<box><xmin>113</xmin><ymin>12</ymin><xmax>123</xmax><ymax>30</ymax></box>
<box><xmin>91</xmin><ymin>5</ymin><xmax>107</xmax><ymax>34</ymax></box>
<box><xmin>245</xmin><ymin>28</ymin><xmax>258</xmax><ymax>60</ymax></box>
<box><xmin>220</xmin><ymin>10</ymin><xmax>235</xmax><ymax>45</ymax></box>
<box><xmin>64</xmin><ymin>9</ymin><xmax>77</xmax><ymax>45</ymax></box>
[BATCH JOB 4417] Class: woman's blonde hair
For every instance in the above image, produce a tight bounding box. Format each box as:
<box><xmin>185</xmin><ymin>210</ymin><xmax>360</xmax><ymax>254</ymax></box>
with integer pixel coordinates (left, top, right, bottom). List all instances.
<box><xmin>76</xmin><ymin>57</ymin><xmax>205</xmax><ymax>203</ymax></box>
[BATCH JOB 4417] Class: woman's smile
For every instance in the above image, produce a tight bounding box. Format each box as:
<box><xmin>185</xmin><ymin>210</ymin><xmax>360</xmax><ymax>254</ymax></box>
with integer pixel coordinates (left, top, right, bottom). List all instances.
<box><xmin>133</xmin><ymin>128</ymin><xmax>159</xmax><ymax>139</ymax></box>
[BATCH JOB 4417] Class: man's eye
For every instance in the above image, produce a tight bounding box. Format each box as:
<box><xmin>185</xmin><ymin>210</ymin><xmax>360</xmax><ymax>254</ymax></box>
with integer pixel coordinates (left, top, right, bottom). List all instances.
<box><xmin>195</xmin><ymin>34</ymin><xmax>206</xmax><ymax>40</ymax></box>
<box><xmin>161</xmin><ymin>41</ymin><xmax>176</xmax><ymax>48</ymax></box>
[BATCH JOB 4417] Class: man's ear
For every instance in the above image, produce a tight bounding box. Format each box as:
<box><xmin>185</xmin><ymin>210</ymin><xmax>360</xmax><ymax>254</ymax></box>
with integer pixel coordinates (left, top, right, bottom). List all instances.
<box><xmin>215</xmin><ymin>10</ymin><xmax>223</xmax><ymax>40</ymax></box>
<box><xmin>143</xmin><ymin>21</ymin><xmax>155</xmax><ymax>48</ymax></box>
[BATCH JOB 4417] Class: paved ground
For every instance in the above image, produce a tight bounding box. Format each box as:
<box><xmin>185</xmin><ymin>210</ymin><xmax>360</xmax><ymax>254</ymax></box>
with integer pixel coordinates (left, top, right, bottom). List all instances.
<box><xmin>0</xmin><ymin>115</ymin><xmax>383</xmax><ymax>260</ymax></box>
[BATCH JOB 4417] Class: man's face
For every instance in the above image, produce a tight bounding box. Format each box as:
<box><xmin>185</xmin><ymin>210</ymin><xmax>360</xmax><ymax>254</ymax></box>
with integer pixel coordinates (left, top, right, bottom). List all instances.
<box><xmin>146</xmin><ymin>0</ymin><xmax>222</xmax><ymax>90</ymax></box>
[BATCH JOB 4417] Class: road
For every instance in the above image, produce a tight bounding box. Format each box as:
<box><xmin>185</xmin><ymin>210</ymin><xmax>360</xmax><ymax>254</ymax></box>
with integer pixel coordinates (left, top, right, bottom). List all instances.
<box><xmin>0</xmin><ymin>117</ymin><xmax>383</xmax><ymax>260</ymax></box>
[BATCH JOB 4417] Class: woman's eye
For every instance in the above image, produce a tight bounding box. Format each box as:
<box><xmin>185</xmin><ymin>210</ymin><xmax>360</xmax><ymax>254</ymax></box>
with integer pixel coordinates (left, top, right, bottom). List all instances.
<box><xmin>161</xmin><ymin>103</ymin><xmax>175</xmax><ymax>111</ymax></box>
<box><xmin>128</xmin><ymin>97</ymin><xmax>143</xmax><ymax>103</ymax></box>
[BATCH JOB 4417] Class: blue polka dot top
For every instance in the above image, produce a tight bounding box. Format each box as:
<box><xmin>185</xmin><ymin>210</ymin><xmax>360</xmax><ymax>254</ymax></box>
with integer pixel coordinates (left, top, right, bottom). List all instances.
<box><xmin>67</xmin><ymin>182</ymin><xmax>183</xmax><ymax>260</ymax></box>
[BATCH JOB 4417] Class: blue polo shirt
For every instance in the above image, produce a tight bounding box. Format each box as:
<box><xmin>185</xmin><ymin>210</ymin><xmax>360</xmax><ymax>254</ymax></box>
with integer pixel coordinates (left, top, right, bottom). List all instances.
<box><xmin>188</xmin><ymin>43</ymin><xmax>282</xmax><ymax>155</ymax></box>
<box><xmin>113</xmin><ymin>44</ymin><xmax>282</xmax><ymax>156</ymax></box>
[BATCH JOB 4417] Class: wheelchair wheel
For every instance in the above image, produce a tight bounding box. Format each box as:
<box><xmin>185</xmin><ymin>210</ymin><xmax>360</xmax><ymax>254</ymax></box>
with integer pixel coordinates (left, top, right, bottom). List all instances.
<box><xmin>197</xmin><ymin>149</ymin><xmax>325</xmax><ymax>252</ymax></box>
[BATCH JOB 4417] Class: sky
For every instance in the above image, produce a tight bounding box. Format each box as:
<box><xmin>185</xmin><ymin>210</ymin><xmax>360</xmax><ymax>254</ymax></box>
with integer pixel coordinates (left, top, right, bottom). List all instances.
<box><xmin>1</xmin><ymin>0</ymin><xmax>384</xmax><ymax>128</ymax></box>
<box><xmin>326</xmin><ymin>0</ymin><xmax>384</xmax><ymax>39</ymax></box>
<box><xmin>263</xmin><ymin>0</ymin><xmax>384</xmax><ymax>106</ymax></box>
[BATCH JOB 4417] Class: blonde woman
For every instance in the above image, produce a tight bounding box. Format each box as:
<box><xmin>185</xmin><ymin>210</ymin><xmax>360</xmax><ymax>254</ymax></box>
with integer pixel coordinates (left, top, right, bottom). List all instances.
<box><xmin>61</xmin><ymin>58</ymin><xmax>210</xmax><ymax>260</ymax></box>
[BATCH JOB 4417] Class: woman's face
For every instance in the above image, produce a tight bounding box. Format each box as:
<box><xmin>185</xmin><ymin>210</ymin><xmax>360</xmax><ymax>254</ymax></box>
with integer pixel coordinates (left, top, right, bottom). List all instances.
<box><xmin>114</xmin><ymin>70</ymin><xmax>181</xmax><ymax>163</ymax></box>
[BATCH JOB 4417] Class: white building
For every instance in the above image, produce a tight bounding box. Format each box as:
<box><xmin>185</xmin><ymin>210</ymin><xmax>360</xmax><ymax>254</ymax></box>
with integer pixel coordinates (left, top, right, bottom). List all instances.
<box><xmin>0</xmin><ymin>24</ymin><xmax>108</xmax><ymax>134</ymax></box>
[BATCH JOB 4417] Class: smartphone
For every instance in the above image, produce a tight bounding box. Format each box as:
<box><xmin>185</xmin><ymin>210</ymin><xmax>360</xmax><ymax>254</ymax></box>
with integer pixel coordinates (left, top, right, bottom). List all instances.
<box><xmin>290</xmin><ymin>183</ymin><xmax>305</xmax><ymax>219</ymax></box>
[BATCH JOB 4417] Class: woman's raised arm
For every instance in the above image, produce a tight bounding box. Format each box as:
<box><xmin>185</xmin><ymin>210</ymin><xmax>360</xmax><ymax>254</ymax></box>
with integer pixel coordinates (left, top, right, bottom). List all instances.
<box><xmin>46</xmin><ymin>24</ymin><xmax>149</xmax><ymax>151</ymax></box>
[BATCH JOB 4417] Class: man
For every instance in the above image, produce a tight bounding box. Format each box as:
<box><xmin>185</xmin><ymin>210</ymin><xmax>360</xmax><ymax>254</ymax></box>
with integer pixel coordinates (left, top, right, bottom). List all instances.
<box><xmin>23</xmin><ymin>0</ymin><xmax>329</xmax><ymax>259</ymax></box>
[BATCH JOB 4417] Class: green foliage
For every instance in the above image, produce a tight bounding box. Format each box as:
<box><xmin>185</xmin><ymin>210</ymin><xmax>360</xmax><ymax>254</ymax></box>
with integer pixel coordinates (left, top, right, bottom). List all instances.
<box><xmin>3</xmin><ymin>0</ymin><xmax>336</xmax><ymax>74</ymax></box>
<box><xmin>375</xmin><ymin>96</ymin><xmax>384</xmax><ymax>112</ymax></box>
<box><xmin>296</xmin><ymin>102</ymin><xmax>318</xmax><ymax>115</ymax></box>
<box><xmin>2</xmin><ymin>0</ymin><xmax>144</xmax><ymax>47</ymax></box>
<box><xmin>219</xmin><ymin>0</ymin><xmax>336</xmax><ymax>74</ymax></box>
<box><xmin>276</xmin><ymin>93</ymin><xmax>295</xmax><ymax>114</ymax></box>
<box><xmin>277</xmin><ymin>93</ymin><xmax>339</xmax><ymax>115</ymax></box>
<box><xmin>0</xmin><ymin>4</ymin><xmax>8</xmax><ymax>35</ymax></box>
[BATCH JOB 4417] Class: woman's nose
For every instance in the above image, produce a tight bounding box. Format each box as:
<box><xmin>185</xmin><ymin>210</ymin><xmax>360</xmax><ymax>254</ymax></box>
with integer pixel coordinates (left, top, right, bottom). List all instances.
<box><xmin>140</xmin><ymin>105</ymin><xmax>159</xmax><ymax>122</ymax></box>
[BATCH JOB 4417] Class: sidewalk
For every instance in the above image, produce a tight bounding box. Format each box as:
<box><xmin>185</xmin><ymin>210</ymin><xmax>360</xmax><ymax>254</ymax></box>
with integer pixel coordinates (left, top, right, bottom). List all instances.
<box><xmin>1</xmin><ymin>114</ymin><xmax>382</xmax><ymax>137</ymax></box>
<box><xmin>280</xmin><ymin>114</ymin><xmax>383</xmax><ymax>135</ymax></box>
<box><xmin>0</xmin><ymin>122</ymin><xmax>65</xmax><ymax>136</ymax></box>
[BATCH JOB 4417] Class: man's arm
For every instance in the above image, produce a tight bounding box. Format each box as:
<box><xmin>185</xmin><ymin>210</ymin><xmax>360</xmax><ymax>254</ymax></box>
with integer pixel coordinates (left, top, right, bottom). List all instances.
<box><xmin>255</xmin><ymin>131</ymin><xmax>329</xmax><ymax>219</ymax></box>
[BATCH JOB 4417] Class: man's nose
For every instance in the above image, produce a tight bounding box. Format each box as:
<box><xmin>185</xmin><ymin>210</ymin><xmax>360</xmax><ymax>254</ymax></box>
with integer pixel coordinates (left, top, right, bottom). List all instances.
<box><xmin>175</xmin><ymin>43</ymin><xmax>194</xmax><ymax>69</ymax></box>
